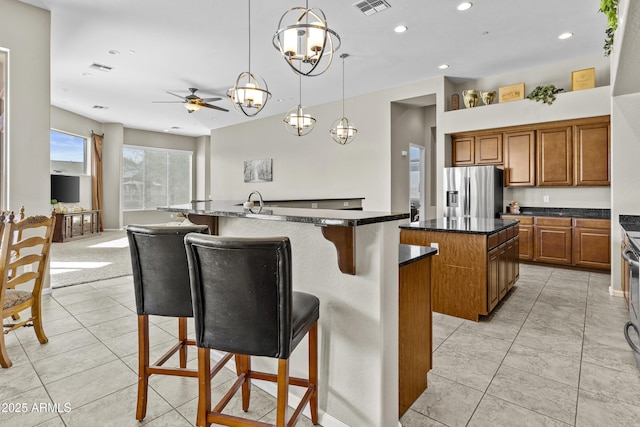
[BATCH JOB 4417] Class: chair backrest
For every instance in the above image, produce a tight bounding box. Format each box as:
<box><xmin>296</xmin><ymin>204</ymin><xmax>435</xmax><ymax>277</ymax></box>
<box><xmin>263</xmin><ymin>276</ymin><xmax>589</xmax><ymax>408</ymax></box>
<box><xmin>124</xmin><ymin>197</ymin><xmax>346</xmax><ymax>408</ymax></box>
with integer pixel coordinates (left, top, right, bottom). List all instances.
<box><xmin>0</xmin><ymin>212</ymin><xmax>55</xmax><ymax>302</ymax></box>
<box><xmin>184</xmin><ymin>234</ymin><xmax>294</xmax><ymax>359</ymax></box>
<box><xmin>126</xmin><ymin>224</ymin><xmax>209</xmax><ymax>317</ymax></box>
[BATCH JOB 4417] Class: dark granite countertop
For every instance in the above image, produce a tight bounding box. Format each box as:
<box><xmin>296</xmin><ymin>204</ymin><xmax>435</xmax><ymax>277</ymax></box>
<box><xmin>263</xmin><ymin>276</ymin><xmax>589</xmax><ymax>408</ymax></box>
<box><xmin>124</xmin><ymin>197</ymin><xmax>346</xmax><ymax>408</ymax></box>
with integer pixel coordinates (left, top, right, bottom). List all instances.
<box><xmin>620</xmin><ymin>215</ymin><xmax>640</xmax><ymax>253</ymax></box>
<box><xmin>160</xmin><ymin>200</ymin><xmax>409</xmax><ymax>227</ymax></box>
<box><xmin>400</xmin><ymin>217</ymin><xmax>518</xmax><ymax>235</ymax></box>
<box><xmin>502</xmin><ymin>207</ymin><xmax>610</xmax><ymax>219</ymax></box>
<box><xmin>399</xmin><ymin>244</ymin><xmax>437</xmax><ymax>267</ymax></box>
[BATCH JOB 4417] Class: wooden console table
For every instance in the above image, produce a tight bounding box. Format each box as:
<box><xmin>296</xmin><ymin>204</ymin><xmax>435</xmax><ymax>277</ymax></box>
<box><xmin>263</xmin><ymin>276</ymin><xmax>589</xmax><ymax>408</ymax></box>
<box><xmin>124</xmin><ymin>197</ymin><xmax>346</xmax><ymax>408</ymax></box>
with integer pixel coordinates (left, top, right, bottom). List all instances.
<box><xmin>53</xmin><ymin>210</ymin><xmax>101</xmax><ymax>242</ymax></box>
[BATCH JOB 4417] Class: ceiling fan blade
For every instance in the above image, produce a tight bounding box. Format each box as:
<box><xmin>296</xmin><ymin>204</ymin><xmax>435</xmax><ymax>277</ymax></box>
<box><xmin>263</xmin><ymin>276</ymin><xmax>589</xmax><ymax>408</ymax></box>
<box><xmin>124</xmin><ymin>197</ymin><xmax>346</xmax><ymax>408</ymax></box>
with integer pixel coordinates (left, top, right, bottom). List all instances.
<box><xmin>166</xmin><ymin>91</ymin><xmax>187</xmax><ymax>100</ymax></box>
<box><xmin>201</xmin><ymin>102</ymin><xmax>229</xmax><ymax>112</ymax></box>
<box><xmin>200</xmin><ymin>97</ymin><xmax>222</xmax><ymax>102</ymax></box>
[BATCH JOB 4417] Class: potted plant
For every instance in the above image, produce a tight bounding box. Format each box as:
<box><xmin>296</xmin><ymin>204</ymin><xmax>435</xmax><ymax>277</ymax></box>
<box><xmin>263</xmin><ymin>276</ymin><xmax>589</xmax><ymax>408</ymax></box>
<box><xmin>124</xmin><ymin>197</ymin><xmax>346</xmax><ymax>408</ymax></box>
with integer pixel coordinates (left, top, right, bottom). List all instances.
<box><xmin>600</xmin><ymin>0</ymin><xmax>619</xmax><ymax>56</ymax></box>
<box><xmin>526</xmin><ymin>85</ymin><xmax>564</xmax><ymax>105</ymax></box>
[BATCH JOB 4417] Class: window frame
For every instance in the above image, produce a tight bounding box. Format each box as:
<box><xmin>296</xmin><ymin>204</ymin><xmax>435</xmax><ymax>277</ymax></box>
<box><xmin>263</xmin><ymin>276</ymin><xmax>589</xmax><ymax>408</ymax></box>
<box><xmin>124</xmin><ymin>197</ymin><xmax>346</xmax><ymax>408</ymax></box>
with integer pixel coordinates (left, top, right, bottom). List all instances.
<box><xmin>122</xmin><ymin>144</ymin><xmax>193</xmax><ymax>212</ymax></box>
<box><xmin>50</xmin><ymin>128</ymin><xmax>90</xmax><ymax>176</ymax></box>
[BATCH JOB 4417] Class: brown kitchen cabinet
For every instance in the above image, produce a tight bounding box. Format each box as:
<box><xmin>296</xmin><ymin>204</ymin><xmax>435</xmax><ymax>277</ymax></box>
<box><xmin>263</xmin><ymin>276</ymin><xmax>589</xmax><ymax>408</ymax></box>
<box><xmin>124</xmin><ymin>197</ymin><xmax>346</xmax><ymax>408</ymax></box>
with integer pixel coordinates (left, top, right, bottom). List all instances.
<box><xmin>488</xmin><ymin>246</ymin><xmax>500</xmax><ymax>312</ymax></box>
<box><xmin>574</xmin><ymin>120</ymin><xmax>610</xmax><ymax>186</ymax></box>
<box><xmin>504</xmin><ymin>130</ymin><xmax>536</xmax><ymax>186</ymax></box>
<box><xmin>452</xmin><ymin>136</ymin><xmax>475</xmax><ymax>165</ymax></box>
<box><xmin>534</xmin><ymin>217</ymin><xmax>573</xmax><ymax>265</ymax></box>
<box><xmin>452</xmin><ymin>134</ymin><xmax>503</xmax><ymax>166</ymax></box>
<box><xmin>502</xmin><ymin>215</ymin><xmax>534</xmax><ymax>261</ymax></box>
<box><xmin>573</xmin><ymin>218</ymin><xmax>611</xmax><ymax>269</ymax></box>
<box><xmin>537</xmin><ymin>126</ymin><xmax>573</xmax><ymax>186</ymax></box>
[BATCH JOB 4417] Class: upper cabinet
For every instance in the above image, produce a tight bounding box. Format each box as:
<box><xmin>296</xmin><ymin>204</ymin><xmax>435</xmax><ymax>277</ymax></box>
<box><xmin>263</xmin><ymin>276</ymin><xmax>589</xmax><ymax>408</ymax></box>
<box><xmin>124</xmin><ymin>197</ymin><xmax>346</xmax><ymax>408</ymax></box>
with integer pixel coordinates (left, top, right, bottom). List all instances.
<box><xmin>537</xmin><ymin>126</ymin><xmax>573</xmax><ymax>186</ymax></box>
<box><xmin>574</xmin><ymin>120</ymin><xmax>610</xmax><ymax>186</ymax></box>
<box><xmin>504</xmin><ymin>131</ymin><xmax>536</xmax><ymax>186</ymax></box>
<box><xmin>450</xmin><ymin>115</ymin><xmax>610</xmax><ymax>187</ymax></box>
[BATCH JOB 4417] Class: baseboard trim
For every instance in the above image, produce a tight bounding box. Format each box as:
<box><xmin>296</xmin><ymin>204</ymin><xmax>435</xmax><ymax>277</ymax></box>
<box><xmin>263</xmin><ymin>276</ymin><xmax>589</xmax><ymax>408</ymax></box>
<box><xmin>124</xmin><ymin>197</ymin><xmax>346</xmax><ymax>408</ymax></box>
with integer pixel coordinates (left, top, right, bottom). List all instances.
<box><xmin>210</xmin><ymin>351</ymin><xmax>349</xmax><ymax>427</ymax></box>
<box><xmin>42</xmin><ymin>288</ymin><xmax>52</xmax><ymax>295</ymax></box>
<box><xmin>609</xmin><ymin>286</ymin><xmax>625</xmax><ymax>297</ymax></box>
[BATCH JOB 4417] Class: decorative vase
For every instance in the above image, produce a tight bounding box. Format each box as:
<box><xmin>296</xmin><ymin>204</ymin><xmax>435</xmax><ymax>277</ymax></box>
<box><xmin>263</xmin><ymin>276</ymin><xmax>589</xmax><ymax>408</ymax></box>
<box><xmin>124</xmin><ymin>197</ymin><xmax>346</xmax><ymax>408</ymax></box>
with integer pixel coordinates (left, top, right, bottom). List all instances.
<box><xmin>463</xmin><ymin>90</ymin><xmax>479</xmax><ymax>108</ymax></box>
<box><xmin>481</xmin><ymin>91</ymin><xmax>496</xmax><ymax>105</ymax></box>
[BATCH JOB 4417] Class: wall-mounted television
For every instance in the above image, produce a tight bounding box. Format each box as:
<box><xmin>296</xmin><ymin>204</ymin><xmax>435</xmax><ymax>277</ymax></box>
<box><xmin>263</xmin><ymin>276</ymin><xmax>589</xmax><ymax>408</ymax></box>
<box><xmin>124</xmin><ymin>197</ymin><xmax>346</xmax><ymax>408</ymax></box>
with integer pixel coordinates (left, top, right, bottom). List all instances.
<box><xmin>51</xmin><ymin>174</ymin><xmax>80</xmax><ymax>203</ymax></box>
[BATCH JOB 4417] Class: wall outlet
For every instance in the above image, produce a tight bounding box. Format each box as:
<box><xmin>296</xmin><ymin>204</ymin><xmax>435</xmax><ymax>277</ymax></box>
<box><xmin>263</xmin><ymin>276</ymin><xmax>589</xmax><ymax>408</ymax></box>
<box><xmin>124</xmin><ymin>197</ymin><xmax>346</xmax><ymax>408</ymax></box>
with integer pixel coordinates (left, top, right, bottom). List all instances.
<box><xmin>343</xmin><ymin>201</ymin><xmax>349</xmax><ymax>207</ymax></box>
<box><xmin>431</xmin><ymin>242</ymin><xmax>439</xmax><ymax>255</ymax></box>
<box><xmin>543</xmin><ymin>195</ymin><xmax>550</xmax><ymax>203</ymax></box>
<box><xmin>311</xmin><ymin>203</ymin><xmax>318</xmax><ymax>208</ymax></box>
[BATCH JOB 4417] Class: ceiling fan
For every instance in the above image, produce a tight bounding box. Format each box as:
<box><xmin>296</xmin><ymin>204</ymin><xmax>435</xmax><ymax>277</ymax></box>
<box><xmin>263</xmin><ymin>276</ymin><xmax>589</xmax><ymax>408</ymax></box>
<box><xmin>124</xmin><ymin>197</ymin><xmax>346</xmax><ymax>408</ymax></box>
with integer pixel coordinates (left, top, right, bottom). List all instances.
<box><xmin>153</xmin><ymin>87</ymin><xmax>229</xmax><ymax>113</ymax></box>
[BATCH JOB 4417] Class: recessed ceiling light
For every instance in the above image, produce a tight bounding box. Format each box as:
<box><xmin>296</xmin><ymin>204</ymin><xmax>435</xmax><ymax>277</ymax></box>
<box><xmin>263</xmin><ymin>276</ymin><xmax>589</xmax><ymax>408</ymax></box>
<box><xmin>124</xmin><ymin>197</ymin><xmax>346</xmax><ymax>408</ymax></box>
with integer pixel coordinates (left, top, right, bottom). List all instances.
<box><xmin>129</xmin><ymin>50</ymin><xmax>136</xmax><ymax>54</ymax></box>
<box><xmin>438</xmin><ymin>64</ymin><xmax>449</xmax><ymax>69</ymax></box>
<box><xmin>457</xmin><ymin>2</ymin><xmax>473</xmax><ymax>11</ymax></box>
<box><xmin>276</xmin><ymin>98</ymin><xmax>284</xmax><ymax>102</ymax></box>
<box><xmin>81</xmin><ymin>72</ymin><xmax>92</xmax><ymax>77</ymax></box>
<box><xmin>108</xmin><ymin>50</ymin><xmax>120</xmax><ymax>55</ymax></box>
<box><xmin>558</xmin><ymin>32</ymin><xmax>574</xmax><ymax>40</ymax></box>
<box><xmin>394</xmin><ymin>25</ymin><xmax>408</xmax><ymax>33</ymax></box>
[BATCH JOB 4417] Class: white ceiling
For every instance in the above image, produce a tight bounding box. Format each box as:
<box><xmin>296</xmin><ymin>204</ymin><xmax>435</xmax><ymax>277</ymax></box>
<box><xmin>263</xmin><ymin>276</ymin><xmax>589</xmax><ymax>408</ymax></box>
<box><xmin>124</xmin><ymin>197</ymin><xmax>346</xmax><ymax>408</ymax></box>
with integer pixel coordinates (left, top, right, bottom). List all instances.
<box><xmin>19</xmin><ymin>0</ymin><xmax>607</xmax><ymax>137</ymax></box>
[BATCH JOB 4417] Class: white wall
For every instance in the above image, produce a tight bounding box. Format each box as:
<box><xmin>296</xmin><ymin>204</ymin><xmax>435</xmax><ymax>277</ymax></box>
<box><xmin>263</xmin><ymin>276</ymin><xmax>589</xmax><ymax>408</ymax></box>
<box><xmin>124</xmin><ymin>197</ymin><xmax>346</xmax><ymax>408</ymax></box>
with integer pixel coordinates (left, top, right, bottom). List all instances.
<box><xmin>211</xmin><ymin>79</ymin><xmax>446</xmax><ymax>212</ymax></box>
<box><xmin>0</xmin><ymin>0</ymin><xmax>50</xmax><ymax>215</ymax></box>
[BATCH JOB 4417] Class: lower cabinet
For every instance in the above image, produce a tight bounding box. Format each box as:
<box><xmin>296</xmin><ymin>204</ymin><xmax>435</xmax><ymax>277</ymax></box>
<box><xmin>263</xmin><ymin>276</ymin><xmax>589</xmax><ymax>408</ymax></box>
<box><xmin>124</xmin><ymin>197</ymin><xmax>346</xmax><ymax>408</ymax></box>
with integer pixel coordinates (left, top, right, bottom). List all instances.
<box><xmin>487</xmin><ymin>233</ymin><xmax>518</xmax><ymax>313</ymax></box>
<box><xmin>501</xmin><ymin>214</ymin><xmax>610</xmax><ymax>271</ymax></box>
<box><xmin>534</xmin><ymin>217</ymin><xmax>573</xmax><ymax>265</ymax></box>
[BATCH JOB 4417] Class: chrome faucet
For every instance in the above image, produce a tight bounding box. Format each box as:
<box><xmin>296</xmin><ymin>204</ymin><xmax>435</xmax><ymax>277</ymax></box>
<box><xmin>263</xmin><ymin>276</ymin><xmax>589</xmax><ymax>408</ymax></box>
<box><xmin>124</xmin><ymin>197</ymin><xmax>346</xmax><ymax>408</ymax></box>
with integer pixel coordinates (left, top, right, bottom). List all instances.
<box><xmin>243</xmin><ymin>191</ymin><xmax>264</xmax><ymax>211</ymax></box>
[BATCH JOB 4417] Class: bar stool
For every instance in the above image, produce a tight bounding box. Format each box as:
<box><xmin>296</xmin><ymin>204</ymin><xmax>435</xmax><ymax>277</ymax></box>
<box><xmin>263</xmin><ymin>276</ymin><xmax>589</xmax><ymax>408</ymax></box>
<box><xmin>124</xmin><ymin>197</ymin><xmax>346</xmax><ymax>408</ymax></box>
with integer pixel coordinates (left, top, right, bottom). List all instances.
<box><xmin>126</xmin><ymin>225</ymin><xmax>234</xmax><ymax>421</ymax></box>
<box><xmin>184</xmin><ymin>234</ymin><xmax>319</xmax><ymax>427</ymax></box>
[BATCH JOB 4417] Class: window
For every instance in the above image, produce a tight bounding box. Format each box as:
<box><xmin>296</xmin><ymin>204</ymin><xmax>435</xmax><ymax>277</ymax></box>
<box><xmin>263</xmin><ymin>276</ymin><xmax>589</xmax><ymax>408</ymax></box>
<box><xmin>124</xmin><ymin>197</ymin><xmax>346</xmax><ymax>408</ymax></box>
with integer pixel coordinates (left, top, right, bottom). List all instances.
<box><xmin>122</xmin><ymin>145</ymin><xmax>192</xmax><ymax>211</ymax></box>
<box><xmin>50</xmin><ymin>129</ymin><xmax>88</xmax><ymax>174</ymax></box>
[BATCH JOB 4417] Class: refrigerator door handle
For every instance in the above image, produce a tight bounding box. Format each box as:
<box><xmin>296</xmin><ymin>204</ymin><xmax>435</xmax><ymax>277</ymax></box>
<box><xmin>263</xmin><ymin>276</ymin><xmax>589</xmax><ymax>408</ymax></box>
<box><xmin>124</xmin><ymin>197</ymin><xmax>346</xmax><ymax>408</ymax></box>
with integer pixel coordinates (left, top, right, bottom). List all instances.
<box><xmin>464</xmin><ymin>176</ymin><xmax>471</xmax><ymax>216</ymax></box>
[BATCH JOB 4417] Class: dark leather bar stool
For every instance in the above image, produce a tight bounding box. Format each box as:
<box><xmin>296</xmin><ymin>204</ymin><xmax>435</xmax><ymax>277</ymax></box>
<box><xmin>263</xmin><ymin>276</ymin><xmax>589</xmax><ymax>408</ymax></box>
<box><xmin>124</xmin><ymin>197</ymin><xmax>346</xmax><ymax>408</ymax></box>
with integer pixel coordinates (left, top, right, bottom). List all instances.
<box><xmin>184</xmin><ymin>234</ymin><xmax>320</xmax><ymax>427</ymax></box>
<box><xmin>126</xmin><ymin>224</ymin><xmax>234</xmax><ymax>421</ymax></box>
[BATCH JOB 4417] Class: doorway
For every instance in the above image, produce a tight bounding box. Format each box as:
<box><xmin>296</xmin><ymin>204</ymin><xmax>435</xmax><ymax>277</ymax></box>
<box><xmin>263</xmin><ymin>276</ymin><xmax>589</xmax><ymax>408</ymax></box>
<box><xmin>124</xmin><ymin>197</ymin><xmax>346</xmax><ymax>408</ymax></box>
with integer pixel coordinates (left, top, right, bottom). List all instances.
<box><xmin>409</xmin><ymin>144</ymin><xmax>424</xmax><ymax>222</ymax></box>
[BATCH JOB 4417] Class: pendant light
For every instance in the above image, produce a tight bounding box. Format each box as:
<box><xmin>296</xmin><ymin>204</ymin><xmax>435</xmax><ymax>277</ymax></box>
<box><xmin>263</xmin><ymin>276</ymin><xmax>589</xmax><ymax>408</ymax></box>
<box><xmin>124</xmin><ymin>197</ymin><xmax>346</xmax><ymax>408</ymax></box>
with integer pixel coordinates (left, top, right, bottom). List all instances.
<box><xmin>227</xmin><ymin>0</ymin><xmax>271</xmax><ymax>117</ymax></box>
<box><xmin>329</xmin><ymin>54</ymin><xmax>357</xmax><ymax>145</ymax></box>
<box><xmin>273</xmin><ymin>0</ymin><xmax>341</xmax><ymax>77</ymax></box>
<box><xmin>283</xmin><ymin>75</ymin><xmax>316</xmax><ymax>136</ymax></box>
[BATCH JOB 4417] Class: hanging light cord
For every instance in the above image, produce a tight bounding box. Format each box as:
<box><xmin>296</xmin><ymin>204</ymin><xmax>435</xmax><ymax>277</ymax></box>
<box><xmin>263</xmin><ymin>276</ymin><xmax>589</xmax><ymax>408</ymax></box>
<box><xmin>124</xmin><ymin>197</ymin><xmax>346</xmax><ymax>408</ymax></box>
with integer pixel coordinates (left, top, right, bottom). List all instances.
<box><xmin>247</xmin><ymin>0</ymin><xmax>251</xmax><ymax>74</ymax></box>
<box><xmin>299</xmin><ymin>74</ymin><xmax>302</xmax><ymax>106</ymax></box>
<box><xmin>341</xmin><ymin>55</ymin><xmax>345</xmax><ymax>117</ymax></box>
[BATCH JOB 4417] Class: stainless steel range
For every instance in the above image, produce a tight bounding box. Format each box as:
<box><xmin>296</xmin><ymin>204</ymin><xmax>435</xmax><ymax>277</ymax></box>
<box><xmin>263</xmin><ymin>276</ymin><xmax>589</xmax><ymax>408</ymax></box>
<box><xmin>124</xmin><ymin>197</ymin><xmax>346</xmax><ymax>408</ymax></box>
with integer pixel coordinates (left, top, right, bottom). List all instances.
<box><xmin>623</xmin><ymin>231</ymin><xmax>640</xmax><ymax>368</ymax></box>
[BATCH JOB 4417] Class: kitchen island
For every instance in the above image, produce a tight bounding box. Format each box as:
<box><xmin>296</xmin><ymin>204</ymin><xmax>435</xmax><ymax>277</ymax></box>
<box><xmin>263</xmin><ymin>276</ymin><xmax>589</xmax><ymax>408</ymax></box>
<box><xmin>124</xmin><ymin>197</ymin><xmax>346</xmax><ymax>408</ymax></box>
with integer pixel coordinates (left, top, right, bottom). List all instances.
<box><xmin>400</xmin><ymin>217</ymin><xmax>519</xmax><ymax>321</ymax></box>
<box><xmin>161</xmin><ymin>201</ymin><xmax>411</xmax><ymax>427</ymax></box>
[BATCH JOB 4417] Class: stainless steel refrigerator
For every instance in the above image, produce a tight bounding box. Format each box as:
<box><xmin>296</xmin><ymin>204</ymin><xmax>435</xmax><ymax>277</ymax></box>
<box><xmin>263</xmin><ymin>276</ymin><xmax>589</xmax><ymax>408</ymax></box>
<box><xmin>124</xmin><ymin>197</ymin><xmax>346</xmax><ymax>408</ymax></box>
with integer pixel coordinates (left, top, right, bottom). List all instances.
<box><xmin>444</xmin><ymin>166</ymin><xmax>503</xmax><ymax>218</ymax></box>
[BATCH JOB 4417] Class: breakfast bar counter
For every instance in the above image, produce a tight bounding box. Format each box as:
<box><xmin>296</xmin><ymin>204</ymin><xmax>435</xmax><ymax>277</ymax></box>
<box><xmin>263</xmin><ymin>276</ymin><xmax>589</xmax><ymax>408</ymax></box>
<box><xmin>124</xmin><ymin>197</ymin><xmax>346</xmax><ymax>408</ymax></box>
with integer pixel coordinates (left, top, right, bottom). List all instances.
<box><xmin>162</xmin><ymin>201</ymin><xmax>410</xmax><ymax>427</ymax></box>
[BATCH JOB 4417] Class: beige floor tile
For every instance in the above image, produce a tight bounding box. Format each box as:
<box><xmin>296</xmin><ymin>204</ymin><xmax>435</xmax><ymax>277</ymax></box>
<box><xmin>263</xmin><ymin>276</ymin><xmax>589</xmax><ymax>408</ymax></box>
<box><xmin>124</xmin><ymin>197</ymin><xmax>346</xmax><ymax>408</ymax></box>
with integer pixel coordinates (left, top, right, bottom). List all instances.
<box><xmin>33</xmin><ymin>415</ymin><xmax>67</xmax><ymax>426</ymax></box>
<box><xmin>576</xmin><ymin>389</ymin><xmax>640</xmax><ymax>426</ymax></box>
<box><xmin>73</xmin><ymin>303</ymin><xmax>134</xmax><ymax>327</ymax></box>
<box><xmin>468</xmin><ymin>394</ymin><xmax>570</xmax><ymax>427</ymax></box>
<box><xmin>259</xmin><ymin>407</ymin><xmax>316</xmax><ymax>426</ymax></box>
<box><xmin>580</xmin><ymin>360</ymin><xmax>640</xmax><ymax>407</ymax></box>
<box><xmin>460</xmin><ymin>316</ymin><xmax>522</xmax><ymax>342</ymax></box>
<box><xmin>21</xmin><ymin>327</ymin><xmax>99</xmax><ymax>363</ymax></box>
<box><xmin>431</xmin><ymin>346</ymin><xmax>500</xmax><ymax>392</ymax></box>
<box><xmin>502</xmin><ymin>343</ymin><xmax>580</xmax><ymax>387</ymax></box>
<box><xmin>582</xmin><ymin>324</ymin><xmax>638</xmax><ymax>374</ymax></box>
<box><xmin>438</xmin><ymin>328</ymin><xmax>511</xmax><ymax>364</ymax></box>
<box><xmin>61</xmin><ymin>295</ymin><xmax>122</xmax><ymax>316</ymax></box>
<box><xmin>14</xmin><ymin>315</ymin><xmax>85</xmax><ymax>345</ymax></box>
<box><xmin>2</xmin><ymin>341</ymin><xmax>30</xmax><ymax>367</ymax></box>
<box><xmin>409</xmin><ymin>373</ymin><xmax>484</xmax><ymax>427</ymax></box>
<box><xmin>60</xmin><ymin>383</ymin><xmax>172</xmax><ymax>427</ymax></box>
<box><xmin>514</xmin><ymin>322</ymin><xmax>584</xmax><ymax>359</ymax></box>
<box><xmin>399</xmin><ymin>409</ymin><xmax>447</xmax><ymax>427</ymax></box>
<box><xmin>32</xmin><ymin>342</ymin><xmax>117</xmax><ymax>384</ymax></box>
<box><xmin>486</xmin><ymin>365</ymin><xmax>577</xmax><ymax>424</ymax></box>
<box><xmin>52</xmin><ymin>288</ymin><xmax>105</xmax><ymax>306</ymax></box>
<box><xmin>141</xmin><ymin>409</ymin><xmax>192</xmax><ymax>427</ymax></box>
<box><xmin>86</xmin><ymin>314</ymin><xmax>139</xmax><ymax>341</ymax></box>
<box><xmin>0</xmin><ymin>361</ymin><xmax>43</xmax><ymax>401</ymax></box>
<box><xmin>45</xmin><ymin>359</ymin><xmax>137</xmax><ymax>409</ymax></box>
<box><xmin>0</xmin><ymin>386</ymin><xmax>60</xmax><ymax>427</ymax></box>
<box><xmin>102</xmin><ymin>323</ymin><xmax>175</xmax><ymax>358</ymax></box>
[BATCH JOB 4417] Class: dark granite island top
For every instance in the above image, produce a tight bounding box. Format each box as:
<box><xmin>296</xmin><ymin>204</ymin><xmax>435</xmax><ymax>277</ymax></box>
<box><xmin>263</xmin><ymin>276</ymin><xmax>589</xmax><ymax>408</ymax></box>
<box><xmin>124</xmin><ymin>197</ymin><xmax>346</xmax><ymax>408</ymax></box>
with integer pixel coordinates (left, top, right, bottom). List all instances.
<box><xmin>400</xmin><ymin>217</ymin><xmax>518</xmax><ymax>235</ymax></box>
<box><xmin>161</xmin><ymin>200</ymin><xmax>409</xmax><ymax>227</ymax></box>
<box><xmin>161</xmin><ymin>200</ymin><xmax>409</xmax><ymax>276</ymax></box>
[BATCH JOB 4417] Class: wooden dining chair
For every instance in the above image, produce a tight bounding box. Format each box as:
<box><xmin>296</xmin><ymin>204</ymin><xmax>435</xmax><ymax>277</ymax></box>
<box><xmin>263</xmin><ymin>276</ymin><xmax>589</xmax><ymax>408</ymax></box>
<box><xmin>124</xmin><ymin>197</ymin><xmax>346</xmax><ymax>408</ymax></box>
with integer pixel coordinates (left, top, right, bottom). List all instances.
<box><xmin>1</xmin><ymin>206</ymin><xmax>26</xmax><ymax>321</ymax></box>
<box><xmin>0</xmin><ymin>211</ymin><xmax>55</xmax><ymax>368</ymax></box>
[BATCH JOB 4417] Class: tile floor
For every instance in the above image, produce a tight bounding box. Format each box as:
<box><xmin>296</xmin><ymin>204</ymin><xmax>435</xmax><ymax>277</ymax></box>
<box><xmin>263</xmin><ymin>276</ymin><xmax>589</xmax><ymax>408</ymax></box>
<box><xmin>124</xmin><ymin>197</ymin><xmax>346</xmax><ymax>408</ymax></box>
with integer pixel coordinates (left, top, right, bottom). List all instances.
<box><xmin>1</xmin><ymin>264</ymin><xmax>639</xmax><ymax>426</ymax></box>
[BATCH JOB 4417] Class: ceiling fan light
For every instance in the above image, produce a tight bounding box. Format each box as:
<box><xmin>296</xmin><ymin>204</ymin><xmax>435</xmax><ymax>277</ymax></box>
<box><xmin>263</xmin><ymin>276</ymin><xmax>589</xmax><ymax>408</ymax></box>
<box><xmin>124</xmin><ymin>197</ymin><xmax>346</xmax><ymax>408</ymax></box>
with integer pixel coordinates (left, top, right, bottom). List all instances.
<box><xmin>185</xmin><ymin>103</ymin><xmax>201</xmax><ymax>112</ymax></box>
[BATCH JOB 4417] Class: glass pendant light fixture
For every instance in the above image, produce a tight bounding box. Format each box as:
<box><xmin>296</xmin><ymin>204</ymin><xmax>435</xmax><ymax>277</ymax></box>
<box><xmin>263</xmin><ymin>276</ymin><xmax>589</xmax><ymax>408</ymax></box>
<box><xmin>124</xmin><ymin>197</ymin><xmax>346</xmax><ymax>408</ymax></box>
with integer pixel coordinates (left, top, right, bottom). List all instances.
<box><xmin>330</xmin><ymin>54</ymin><xmax>357</xmax><ymax>145</ymax></box>
<box><xmin>284</xmin><ymin>75</ymin><xmax>316</xmax><ymax>136</ymax></box>
<box><xmin>273</xmin><ymin>0</ymin><xmax>341</xmax><ymax>77</ymax></box>
<box><xmin>227</xmin><ymin>0</ymin><xmax>271</xmax><ymax>117</ymax></box>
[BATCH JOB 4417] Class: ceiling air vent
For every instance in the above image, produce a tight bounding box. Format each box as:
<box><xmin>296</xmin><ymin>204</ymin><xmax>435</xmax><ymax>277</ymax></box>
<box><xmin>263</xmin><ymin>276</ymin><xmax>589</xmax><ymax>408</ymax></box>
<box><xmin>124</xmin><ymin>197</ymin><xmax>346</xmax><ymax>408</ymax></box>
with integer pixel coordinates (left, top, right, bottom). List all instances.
<box><xmin>89</xmin><ymin>63</ymin><xmax>113</xmax><ymax>72</ymax></box>
<box><xmin>92</xmin><ymin>105</ymin><xmax>108</xmax><ymax>109</ymax></box>
<box><xmin>353</xmin><ymin>0</ymin><xmax>391</xmax><ymax>16</ymax></box>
